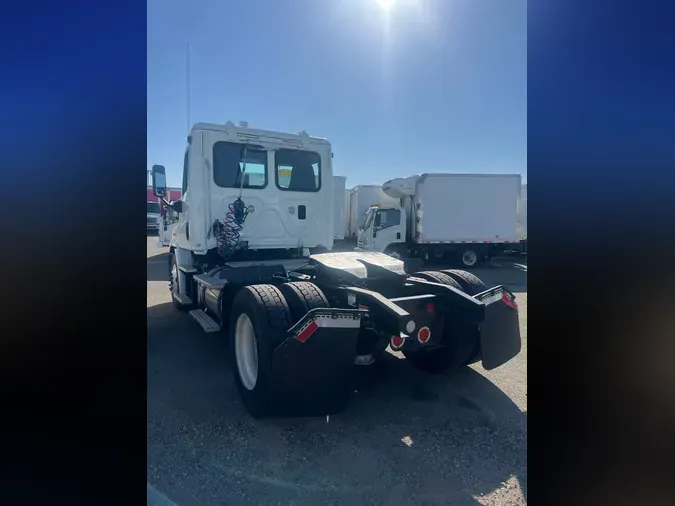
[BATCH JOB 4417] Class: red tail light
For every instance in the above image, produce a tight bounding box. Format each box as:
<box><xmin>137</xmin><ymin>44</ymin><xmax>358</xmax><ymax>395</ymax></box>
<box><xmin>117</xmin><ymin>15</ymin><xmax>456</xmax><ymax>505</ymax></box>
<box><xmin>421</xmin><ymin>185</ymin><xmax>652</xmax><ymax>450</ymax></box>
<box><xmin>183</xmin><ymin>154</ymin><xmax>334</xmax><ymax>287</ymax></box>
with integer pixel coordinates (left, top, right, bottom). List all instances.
<box><xmin>417</xmin><ymin>326</ymin><xmax>431</xmax><ymax>344</ymax></box>
<box><xmin>390</xmin><ymin>335</ymin><xmax>405</xmax><ymax>350</ymax></box>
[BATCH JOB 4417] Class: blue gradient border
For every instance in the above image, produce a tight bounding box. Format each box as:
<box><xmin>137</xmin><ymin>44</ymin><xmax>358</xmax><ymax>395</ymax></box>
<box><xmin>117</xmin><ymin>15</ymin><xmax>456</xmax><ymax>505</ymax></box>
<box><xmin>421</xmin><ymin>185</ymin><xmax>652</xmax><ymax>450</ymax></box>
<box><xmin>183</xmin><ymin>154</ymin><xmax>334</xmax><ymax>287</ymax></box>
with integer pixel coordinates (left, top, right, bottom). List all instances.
<box><xmin>1</xmin><ymin>0</ymin><xmax>674</xmax><ymax>504</ymax></box>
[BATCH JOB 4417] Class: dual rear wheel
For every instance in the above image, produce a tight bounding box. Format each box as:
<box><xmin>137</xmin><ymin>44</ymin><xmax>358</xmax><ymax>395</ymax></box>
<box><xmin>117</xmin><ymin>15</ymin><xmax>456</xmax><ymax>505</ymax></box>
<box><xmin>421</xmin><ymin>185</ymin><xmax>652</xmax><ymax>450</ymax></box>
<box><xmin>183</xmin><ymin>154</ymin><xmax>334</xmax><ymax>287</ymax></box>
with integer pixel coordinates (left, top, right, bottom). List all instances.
<box><xmin>404</xmin><ymin>270</ymin><xmax>487</xmax><ymax>373</ymax></box>
<box><xmin>228</xmin><ymin>271</ymin><xmax>489</xmax><ymax>416</ymax></box>
<box><xmin>229</xmin><ymin>282</ymin><xmax>336</xmax><ymax>418</ymax></box>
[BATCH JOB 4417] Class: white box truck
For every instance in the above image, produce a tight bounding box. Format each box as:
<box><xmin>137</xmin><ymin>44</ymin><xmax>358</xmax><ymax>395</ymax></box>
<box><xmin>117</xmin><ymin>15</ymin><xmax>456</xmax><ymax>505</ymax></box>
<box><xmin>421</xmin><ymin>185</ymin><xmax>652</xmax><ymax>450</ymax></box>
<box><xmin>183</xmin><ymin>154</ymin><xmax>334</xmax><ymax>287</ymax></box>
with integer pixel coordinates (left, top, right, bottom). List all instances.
<box><xmin>348</xmin><ymin>185</ymin><xmax>400</xmax><ymax>238</ymax></box>
<box><xmin>518</xmin><ymin>184</ymin><xmax>527</xmax><ymax>254</ymax></box>
<box><xmin>343</xmin><ymin>188</ymin><xmax>351</xmax><ymax>238</ymax></box>
<box><xmin>356</xmin><ymin>173</ymin><xmax>522</xmax><ymax>267</ymax></box>
<box><xmin>333</xmin><ymin>176</ymin><xmax>347</xmax><ymax>241</ymax></box>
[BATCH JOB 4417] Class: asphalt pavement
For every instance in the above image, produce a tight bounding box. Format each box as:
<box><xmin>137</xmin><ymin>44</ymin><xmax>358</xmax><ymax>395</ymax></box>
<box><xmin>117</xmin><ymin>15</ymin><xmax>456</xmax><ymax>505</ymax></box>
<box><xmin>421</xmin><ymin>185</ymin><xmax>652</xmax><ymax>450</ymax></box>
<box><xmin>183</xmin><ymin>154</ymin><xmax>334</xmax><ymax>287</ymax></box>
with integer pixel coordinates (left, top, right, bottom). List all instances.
<box><xmin>147</xmin><ymin>236</ymin><xmax>527</xmax><ymax>506</ymax></box>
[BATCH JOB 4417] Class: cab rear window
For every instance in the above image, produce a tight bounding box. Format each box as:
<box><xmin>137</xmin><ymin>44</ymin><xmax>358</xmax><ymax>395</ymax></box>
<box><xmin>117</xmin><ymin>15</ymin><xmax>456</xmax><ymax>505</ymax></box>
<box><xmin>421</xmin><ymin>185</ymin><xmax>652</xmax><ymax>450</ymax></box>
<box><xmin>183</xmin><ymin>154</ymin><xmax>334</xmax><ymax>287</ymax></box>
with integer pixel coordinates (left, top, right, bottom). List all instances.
<box><xmin>275</xmin><ymin>149</ymin><xmax>321</xmax><ymax>192</ymax></box>
<box><xmin>213</xmin><ymin>142</ymin><xmax>267</xmax><ymax>189</ymax></box>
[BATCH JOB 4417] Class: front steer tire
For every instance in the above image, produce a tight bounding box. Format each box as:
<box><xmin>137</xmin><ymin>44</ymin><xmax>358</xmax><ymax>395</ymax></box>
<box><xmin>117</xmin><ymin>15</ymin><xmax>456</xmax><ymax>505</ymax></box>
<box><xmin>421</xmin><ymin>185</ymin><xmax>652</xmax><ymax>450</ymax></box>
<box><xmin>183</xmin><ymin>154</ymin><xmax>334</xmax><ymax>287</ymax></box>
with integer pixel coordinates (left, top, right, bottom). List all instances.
<box><xmin>169</xmin><ymin>253</ymin><xmax>191</xmax><ymax>312</ymax></box>
<box><xmin>229</xmin><ymin>284</ymin><xmax>292</xmax><ymax>419</ymax></box>
<box><xmin>404</xmin><ymin>270</ymin><xmax>481</xmax><ymax>374</ymax></box>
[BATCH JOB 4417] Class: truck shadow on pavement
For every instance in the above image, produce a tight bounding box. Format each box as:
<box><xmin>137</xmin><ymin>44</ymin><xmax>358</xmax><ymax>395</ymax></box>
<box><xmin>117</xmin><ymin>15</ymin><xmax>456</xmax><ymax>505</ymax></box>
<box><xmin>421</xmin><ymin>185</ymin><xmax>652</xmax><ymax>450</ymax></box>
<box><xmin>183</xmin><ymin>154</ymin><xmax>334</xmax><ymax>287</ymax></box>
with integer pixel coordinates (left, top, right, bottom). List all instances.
<box><xmin>147</xmin><ymin>300</ymin><xmax>527</xmax><ymax>506</ymax></box>
<box><xmin>147</xmin><ymin>253</ymin><xmax>170</xmax><ymax>282</ymax></box>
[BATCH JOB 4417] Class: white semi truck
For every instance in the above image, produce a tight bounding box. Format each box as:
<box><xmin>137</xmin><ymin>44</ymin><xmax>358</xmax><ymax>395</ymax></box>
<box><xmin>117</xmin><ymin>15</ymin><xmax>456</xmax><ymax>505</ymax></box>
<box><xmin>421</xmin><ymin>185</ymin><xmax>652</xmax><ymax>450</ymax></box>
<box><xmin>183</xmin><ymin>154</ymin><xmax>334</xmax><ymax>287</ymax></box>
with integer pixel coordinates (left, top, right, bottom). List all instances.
<box><xmin>356</xmin><ymin>173</ymin><xmax>522</xmax><ymax>267</ymax></box>
<box><xmin>151</xmin><ymin>121</ymin><xmax>521</xmax><ymax>419</ymax></box>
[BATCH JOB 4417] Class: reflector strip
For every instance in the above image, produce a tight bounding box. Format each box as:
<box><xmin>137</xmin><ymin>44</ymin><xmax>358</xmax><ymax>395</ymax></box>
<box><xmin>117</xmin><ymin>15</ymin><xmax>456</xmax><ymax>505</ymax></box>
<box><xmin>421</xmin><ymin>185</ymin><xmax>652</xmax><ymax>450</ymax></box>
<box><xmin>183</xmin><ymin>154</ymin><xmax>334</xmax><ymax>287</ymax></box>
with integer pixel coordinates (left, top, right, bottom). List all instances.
<box><xmin>501</xmin><ymin>293</ymin><xmax>518</xmax><ymax>309</ymax></box>
<box><xmin>314</xmin><ymin>314</ymin><xmax>362</xmax><ymax>328</ymax></box>
<box><xmin>293</xmin><ymin>312</ymin><xmax>362</xmax><ymax>344</ymax></box>
<box><xmin>296</xmin><ymin>320</ymin><xmax>319</xmax><ymax>343</ymax></box>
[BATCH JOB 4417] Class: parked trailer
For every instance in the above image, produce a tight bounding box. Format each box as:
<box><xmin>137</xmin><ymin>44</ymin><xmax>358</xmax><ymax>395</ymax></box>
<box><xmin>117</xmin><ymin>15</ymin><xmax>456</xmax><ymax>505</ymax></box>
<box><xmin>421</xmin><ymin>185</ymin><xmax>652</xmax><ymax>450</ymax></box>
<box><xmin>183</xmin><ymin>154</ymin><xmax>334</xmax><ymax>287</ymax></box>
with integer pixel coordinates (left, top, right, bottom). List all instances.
<box><xmin>348</xmin><ymin>185</ymin><xmax>400</xmax><ymax>238</ymax></box>
<box><xmin>518</xmin><ymin>184</ymin><xmax>527</xmax><ymax>255</ymax></box>
<box><xmin>150</xmin><ymin>122</ymin><xmax>521</xmax><ymax>419</ymax></box>
<box><xmin>356</xmin><ymin>173</ymin><xmax>522</xmax><ymax>267</ymax></box>
<box><xmin>344</xmin><ymin>188</ymin><xmax>351</xmax><ymax>238</ymax></box>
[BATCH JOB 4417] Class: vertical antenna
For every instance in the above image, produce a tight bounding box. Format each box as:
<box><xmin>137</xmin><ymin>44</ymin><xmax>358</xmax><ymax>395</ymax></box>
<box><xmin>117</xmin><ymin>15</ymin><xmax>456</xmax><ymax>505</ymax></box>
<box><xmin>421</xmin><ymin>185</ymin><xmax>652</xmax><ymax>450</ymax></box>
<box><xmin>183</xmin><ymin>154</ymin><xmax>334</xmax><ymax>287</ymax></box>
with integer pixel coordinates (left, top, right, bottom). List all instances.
<box><xmin>186</xmin><ymin>43</ymin><xmax>191</xmax><ymax>133</ymax></box>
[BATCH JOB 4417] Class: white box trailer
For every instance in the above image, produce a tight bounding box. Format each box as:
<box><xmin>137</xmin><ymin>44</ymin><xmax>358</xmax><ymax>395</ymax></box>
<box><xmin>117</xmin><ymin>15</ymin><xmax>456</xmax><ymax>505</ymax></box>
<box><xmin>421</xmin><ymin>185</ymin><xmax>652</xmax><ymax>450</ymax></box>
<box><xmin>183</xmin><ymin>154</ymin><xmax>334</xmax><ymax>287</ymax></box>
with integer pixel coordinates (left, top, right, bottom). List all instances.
<box><xmin>412</xmin><ymin>173</ymin><xmax>520</xmax><ymax>243</ymax></box>
<box><xmin>343</xmin><ymin>188</ymin><xmax>351</xmax><ymax>238</ymax></box>
<box><xmin>348</xmin><ymin>185</ymin><xmax>400</xmax><ymax>237</ymax></box>
<box><xmin>357</xmin><ymin>173</ymin><xmax>522</xmax><ymax>267</ymax></box>
<box><xmin>333</xmin><ymin>176</ymin><xmax>347</xmax><ymax>240</ymax></box>
<box><xmin>517</xmin><ymin>184</ymin><xmax>527</xmax><ymax>239</ymax></box>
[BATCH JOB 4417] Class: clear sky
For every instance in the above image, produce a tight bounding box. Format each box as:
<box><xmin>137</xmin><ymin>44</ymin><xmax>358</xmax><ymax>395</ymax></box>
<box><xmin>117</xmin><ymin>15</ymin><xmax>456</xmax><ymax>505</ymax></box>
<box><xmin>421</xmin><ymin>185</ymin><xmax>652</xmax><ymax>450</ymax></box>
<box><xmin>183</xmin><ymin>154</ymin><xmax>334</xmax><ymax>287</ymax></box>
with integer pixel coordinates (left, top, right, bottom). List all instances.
<box><xmin>148</xmin><ymin>0</ymin><xmax>526</xmax><ymax>189</ymax></box>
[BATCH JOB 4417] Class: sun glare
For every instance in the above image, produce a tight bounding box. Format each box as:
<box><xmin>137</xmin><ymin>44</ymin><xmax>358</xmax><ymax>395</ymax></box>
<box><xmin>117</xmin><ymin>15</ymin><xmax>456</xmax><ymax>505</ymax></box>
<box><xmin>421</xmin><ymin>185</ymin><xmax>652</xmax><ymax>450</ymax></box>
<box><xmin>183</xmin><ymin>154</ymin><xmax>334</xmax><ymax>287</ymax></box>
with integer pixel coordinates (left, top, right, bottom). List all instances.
<box><xmin>375</xmin><ymin>0</ymin><xmax>396</xmax><ymax>10</ymax></box>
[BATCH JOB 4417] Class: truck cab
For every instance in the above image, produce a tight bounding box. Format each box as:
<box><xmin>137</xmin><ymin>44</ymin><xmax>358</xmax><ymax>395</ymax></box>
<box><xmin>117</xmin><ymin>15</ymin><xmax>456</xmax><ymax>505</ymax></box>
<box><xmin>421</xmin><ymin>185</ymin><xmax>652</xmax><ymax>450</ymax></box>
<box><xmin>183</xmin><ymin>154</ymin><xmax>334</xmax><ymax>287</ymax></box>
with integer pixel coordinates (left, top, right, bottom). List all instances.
<box><xmin>169</xmin><ymin>121</ymin><xmax>334</xmax><ymax>261</ymax></box>
<box><xmin>356</xmin><ymin>205</ymin><xmax>407</xmax><ymax>256</ymax></box>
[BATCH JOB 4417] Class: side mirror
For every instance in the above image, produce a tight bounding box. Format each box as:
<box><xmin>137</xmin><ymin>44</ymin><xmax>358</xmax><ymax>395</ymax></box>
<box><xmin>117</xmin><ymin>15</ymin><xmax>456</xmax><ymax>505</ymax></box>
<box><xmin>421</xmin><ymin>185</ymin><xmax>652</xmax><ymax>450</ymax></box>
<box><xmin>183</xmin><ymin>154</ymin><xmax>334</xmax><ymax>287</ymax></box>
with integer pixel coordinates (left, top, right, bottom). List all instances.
<box><xmin>172</xmin><ymin>200</ymin><xmax>183</xmax><ymax>214</ymax></box>
<box><xmin>152</xmin><ymin>164</ymin><xmax>167</xmax><ymax>197</ymax></box>
<box><xmin>374</xmin><ymin>213</ymin><xmax>381</xmax><ymax>227</ymax></box>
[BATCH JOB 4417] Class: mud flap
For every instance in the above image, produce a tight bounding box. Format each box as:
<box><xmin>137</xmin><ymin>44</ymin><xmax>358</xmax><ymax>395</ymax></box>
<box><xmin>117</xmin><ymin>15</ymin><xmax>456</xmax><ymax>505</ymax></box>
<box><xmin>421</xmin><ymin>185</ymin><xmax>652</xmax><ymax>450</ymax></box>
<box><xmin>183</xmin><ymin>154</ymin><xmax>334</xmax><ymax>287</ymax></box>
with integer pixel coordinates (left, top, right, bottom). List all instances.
<box><xmin>474</xmin><ymin>286</ymin><xmax>522</xmax><ymax>370</ymax></box>
<box><xmin>270</xmin><ymin>308</ymin><xmax>365</xmax><ymax>415</ymax></box>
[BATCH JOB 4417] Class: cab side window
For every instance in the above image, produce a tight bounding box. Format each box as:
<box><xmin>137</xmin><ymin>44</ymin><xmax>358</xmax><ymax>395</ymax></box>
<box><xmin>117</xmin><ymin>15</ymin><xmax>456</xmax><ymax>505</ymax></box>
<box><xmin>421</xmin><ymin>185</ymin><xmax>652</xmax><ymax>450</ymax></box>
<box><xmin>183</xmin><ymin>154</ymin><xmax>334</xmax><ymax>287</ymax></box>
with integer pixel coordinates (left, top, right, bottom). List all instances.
<box><xmin>377</xmin><ymin>209</ymin><xmax>401</xmax><ymax>230</ymax></box>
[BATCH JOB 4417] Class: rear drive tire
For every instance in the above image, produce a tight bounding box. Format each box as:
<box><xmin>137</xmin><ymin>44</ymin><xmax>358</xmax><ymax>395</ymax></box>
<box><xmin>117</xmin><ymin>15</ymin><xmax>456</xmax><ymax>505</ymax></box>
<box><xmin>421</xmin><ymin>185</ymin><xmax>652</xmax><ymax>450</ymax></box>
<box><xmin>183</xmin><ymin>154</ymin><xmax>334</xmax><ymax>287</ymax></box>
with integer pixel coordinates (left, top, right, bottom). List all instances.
<box><xmin>229</xmin><ymin>284</ymin><xmax>292</xmax><ymax>419</ymax></box>
<box><xmin>440</xmin><ymin>269</ymin><xmax>487</xmax><ymax>296</ymax></box>
<box><xmin>411</xmin><ymin>270</ymin><xmax>463</xmax><ymax>289</ymax></box>
<box><xmin>278</xmin><ymin>282</ymin><xmax>329</xmax><ymax>325</ymax></box>
<box><xmin>404</xmin><ymin>270</ymin><xmax>481</xmax><ymax>373</ymax></box>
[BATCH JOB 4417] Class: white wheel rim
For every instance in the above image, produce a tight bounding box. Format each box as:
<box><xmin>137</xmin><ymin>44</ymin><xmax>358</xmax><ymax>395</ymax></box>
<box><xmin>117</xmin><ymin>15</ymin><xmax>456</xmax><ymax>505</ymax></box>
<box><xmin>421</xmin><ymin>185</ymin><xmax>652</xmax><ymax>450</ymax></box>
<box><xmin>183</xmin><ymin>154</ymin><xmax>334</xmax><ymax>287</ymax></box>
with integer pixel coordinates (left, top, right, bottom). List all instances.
<box><xmin>462</xmin><ymin>251</ymin><xmax>477</xmax><ymax>266</ymax></box>
<box><xmin>171</xmin><ymin>264</ymin><xmax>179</xmax><ymax>293</ymax></box>
<box><xmin>235</xmin><ymin>314</ymin><xmax>258</xmax><ymax>391</ymax></box>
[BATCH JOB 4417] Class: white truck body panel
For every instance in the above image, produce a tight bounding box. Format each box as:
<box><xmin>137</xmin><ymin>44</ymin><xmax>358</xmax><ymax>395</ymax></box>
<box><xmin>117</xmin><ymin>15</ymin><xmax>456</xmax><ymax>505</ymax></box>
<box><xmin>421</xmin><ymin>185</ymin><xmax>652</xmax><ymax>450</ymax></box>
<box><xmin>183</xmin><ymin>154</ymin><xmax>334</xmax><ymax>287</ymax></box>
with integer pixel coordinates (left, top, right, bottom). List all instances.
<box><xmin>407</xmin><ymin>173</ymin><xmax>521</xmax><ymax>244</ymax></box>
<box><xmin>174</xmin><ymin>122</ymin><xmax>334</xmax><ymax>255</ymax></box>
<box><xmin>333</xmin><ymin>176</ymin><xmax>347</xmax><ymax>240</ymax></box>
<box><xmin>343</xmin><ymin>189</ymin><xmax>351</xmax><ymax>238</ymax></box>
<box><xmin>517</xmin><ymin>184</ymin><xmax>527</xmax><ymax>238</ymax></box>
<box><xmin>348</xmin><ymin>185</ymin><xmax>400</xmax><ymax>237</ymax></box>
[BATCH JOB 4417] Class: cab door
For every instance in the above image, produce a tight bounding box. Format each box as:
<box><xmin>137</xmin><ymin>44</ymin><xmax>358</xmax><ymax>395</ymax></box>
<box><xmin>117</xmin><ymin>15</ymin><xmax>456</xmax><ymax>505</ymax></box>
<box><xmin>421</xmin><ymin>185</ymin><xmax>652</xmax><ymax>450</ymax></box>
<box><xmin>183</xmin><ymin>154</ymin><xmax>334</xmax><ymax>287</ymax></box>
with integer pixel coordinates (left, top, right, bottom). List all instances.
<box><xmin>371</xmin><ymin>208</ymin><xmax>405</xmax><ymax>252</ymax></box>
